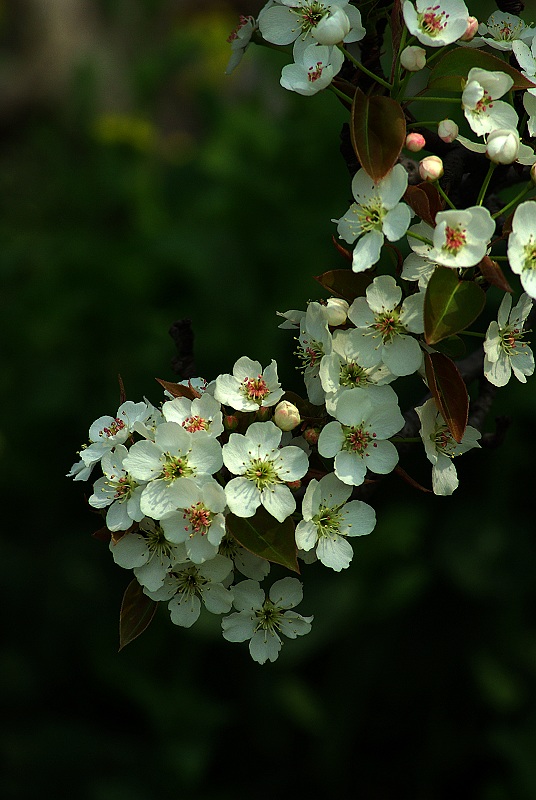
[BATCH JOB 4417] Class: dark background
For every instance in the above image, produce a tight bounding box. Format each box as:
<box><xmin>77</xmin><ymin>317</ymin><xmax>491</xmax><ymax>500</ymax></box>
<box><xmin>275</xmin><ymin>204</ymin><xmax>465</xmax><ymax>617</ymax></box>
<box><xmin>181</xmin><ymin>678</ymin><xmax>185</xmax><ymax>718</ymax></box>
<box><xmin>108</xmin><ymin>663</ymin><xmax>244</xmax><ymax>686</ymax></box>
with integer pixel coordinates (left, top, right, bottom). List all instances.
<box><xmin>3</xmin><ymin>1</ymin><xmax>536</xmax><ymax>798</ymax></box>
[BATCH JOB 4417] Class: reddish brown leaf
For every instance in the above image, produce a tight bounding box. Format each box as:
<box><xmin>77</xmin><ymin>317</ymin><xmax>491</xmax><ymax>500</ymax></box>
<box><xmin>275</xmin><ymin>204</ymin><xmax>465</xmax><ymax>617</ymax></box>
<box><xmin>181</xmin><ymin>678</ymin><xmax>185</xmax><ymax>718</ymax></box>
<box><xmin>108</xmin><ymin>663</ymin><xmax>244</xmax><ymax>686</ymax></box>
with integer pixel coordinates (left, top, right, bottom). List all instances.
<box><xmin>119</xmin><ymin>579</ymin><xmax>158</xmax><ymax>651</ymax></box>
<box><xmin>331</xmin><ymin>235</ymin><xmax>352</xmax><ymax>262</ymax></box>
<box><xmin>118</xmin><ymin>374</ymin><xmax>127</xmax><ymax>404</ymax></box>
<box><xmin>351</xmin><ymin>89</ymin><xmax>406</xmax><ymax>183</ymax></box>
<box><xmin>314</xmin><ymin>269</ymin><xmax>373</xmax><ymax>302</ymax></box>
<box><xmin>155</xmin><ymin>378</ymin><xmax>201</xmax><ymax>399</ymax></box>
<box><xmin>390</xmin><ymin>0</ymin><xmax>404</xmax><ymax>83</ymax></box>
<box><xmin>404</xmin><ymin>183</ymin><xmax>442</xmax><ymax>227</ymax></box>
<box><xmin>424</xmin><ymin>351</ymin><xmax>468</xmax><ymax>443</ymax></box>
<box><xmin>478</xmin><ymin>256</ymin><xmax>512</xmax><ymax>293</ymax></box>
<box><xmin>92</xmin><ymin>525</ymin><xmax>112</xmax><ymax>543</ymax></box>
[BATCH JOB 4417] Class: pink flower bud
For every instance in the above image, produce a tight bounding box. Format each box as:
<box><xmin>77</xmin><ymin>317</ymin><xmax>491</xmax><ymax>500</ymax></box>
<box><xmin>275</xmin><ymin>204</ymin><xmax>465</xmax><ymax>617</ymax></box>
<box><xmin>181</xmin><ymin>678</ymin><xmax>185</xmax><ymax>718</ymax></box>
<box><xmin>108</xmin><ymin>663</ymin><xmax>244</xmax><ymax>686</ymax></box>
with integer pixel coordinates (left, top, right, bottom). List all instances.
<box><xmin>255</xmin><ymin>406</ymin><xmax>272</xmax><ymax>422</ymax></box>
<box><xmin>405</xmin><ymin>132</ymin><xmax>426</xmax><ymax>152</ymax></box>
<box><xmin>325</xmin><ymin>297</ymin><xmax>349</xmax><ymax>326</ymax></box>
<box><xmin>286</xmin><ymin>479</ymin><xmax>302</xmax><ymax>491</ymax></box>
<box><xmin>224</xmin><ymin>414</ymin><xmax>239</xmax><ymax>431</ymax></box>
<box><xmin>437</xmin><ymin>119</ymin><xmax>459</xmax><ymax>143</ymax></box>
<box><xmin>273</xmin><ymin>400</ymin><xmax>301</xmax><ymax>431</ymax></box>
<box><xmin>303</xmin><ymin>427</ymin><xmax>320</xmax><ymax>446</ymax></box>
<box><xmin>486</xmin><ymin>129</ymin><xmax>519</xmax><ymax>164</ymax></box>
<box><xmin>400</xmin><ymin>45</ymin><xmax>426</xmax><ymax>72</ymax></box>
<box><xmin>460</xmin><ymin>16</ymin><xmax>478</xmax><ymax>41</ymax></box>
<box><xmin>419</xmin><ymin>155</ymin><xmax>444</xmax><ymax>182</ymax></box>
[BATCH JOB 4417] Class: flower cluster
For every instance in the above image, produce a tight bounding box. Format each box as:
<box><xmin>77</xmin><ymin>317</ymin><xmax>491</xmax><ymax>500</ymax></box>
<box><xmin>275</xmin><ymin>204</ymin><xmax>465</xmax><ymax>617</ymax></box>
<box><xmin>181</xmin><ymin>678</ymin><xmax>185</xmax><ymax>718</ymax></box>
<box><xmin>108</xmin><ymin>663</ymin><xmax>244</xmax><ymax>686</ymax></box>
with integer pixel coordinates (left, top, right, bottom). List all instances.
<box><xmin>70</xmin><ymin>0</ymin><xmax>536</xmax><ymax>664</ymax></box>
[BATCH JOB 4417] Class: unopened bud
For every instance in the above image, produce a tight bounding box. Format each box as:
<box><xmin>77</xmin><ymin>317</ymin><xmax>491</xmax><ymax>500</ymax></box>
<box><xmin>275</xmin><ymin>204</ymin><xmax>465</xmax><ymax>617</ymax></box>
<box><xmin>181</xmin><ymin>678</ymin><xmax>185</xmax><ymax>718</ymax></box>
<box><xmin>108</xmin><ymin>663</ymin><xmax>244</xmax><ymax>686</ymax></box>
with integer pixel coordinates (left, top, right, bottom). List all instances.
<box><xmin>312</xmin><ymin>7</ymin><xmax>351</xmax><ymax>45</ymax></box>
<box><xmin>255</xmin><ymin>406</ymin><xmax>272</xmax><ymax>422</ymax></box>
<box><xmin>405</xmin><ymin>132</ymin><xmax>426</xmax><ymax>152</ymax></box>
<box><xmin>531</xmin><ymin>163</ymin><xmax>536</xmax><ymax>185</ymax></box>
<box><xmin>400</xmin><ymin>45</ymin><xmax>426</xmax><ymax>72</ymax></box>
<box><xmin>486</xmin><ymin>128</ymin><xmax>519</xmax><ymax>164</ymax></box>
<box><xmin>325</xmin><ymin>297</ymin><xmax>349</xmax><ymax>326</ymax></box>
<box><xmin>224</xmin><ymin>414</ymin><xmax>239</xmax><ymax>431</ymax></box>
<box><xmin>303</xmin><ymin>427</ymin><xmax>320</xmax><ymax>446</ymax></box>
<box><xmin>460</xmin><ymin>16</ymin><xmax>478</xmax><ymax>41</ymax></box>
<box><xmin>273</xmin><ymin>400</ymin><xmax>301</xmax><ymax>431</ymax></box>
<box><xmin>438</xmin><ymin>119</ymin><xmax>458</xmax><ymax>143</ymax></box>
<box><xmin>419</xmin><ymin>155</ymin><xmax>444</xmax><ymax>182</ymax></box>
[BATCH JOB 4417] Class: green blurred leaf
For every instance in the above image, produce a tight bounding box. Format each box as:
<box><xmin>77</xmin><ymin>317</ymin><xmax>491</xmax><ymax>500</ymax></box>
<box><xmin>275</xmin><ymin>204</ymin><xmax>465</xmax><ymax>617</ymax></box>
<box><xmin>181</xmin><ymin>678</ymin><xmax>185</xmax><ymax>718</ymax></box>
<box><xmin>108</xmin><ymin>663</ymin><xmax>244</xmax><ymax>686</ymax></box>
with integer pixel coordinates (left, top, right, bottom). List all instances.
<box><xmin>425</xmin><ymin>351</ymin><xmax>468</xmax><ymax>443</ymax></box>
<box><xmin>350</xmin><ymin>89</ymin><xmax>406</xmax><ymax>183</ymax></box>
<box><xmin>119</xmin><ymin>579</ymin><xmax>158</xmax><ymax>651</ymax></box>
<box><xmin>432</xmin><ymin>334</ymin><xmax>466</xmax><ymax>359</ymax></box>
<box><xmin>424</xmin><ymin>267</ymin><xmax>485</xmax><ymax>345</ymax></box>
<box><xmin>428</xmin><ymin>47</ymin><xmax>536</xmax><ymax>91</ymax></box>
<box><xmin>226</xmin><ymin>506</ymin><xmax>299</xmax><ymax>573</ymax></box>
<box><xmin>314</xmin><ymin>269</ymin><xmax>373</xmax><ymax>302</ymax></box>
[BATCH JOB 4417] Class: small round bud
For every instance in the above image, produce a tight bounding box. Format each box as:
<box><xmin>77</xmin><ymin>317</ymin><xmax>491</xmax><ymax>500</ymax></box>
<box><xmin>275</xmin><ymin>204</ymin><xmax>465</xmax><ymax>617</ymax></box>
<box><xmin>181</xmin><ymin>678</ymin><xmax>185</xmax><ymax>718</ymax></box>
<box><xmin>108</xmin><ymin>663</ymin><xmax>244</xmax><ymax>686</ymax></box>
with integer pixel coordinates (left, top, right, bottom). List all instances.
<box><xmin>400</xmin><ymin>45</ymin><xmax>427</xmax><ymax>72</ymax></box>
<box><xmin>325</xmin><ymin>297</ymin><xmax>349</xmax><ymax>326</ymax></box>
<box><xmin>224</xmin><ymin>414</ymin><xmax>239</xmax><ymax>431</ymax></box>
<box><xmin>312</xmin><ymin>7</ymin><xmax>350</xmax><ymax>45</ymax></box>
<box><xmin>419</xmin><ymin>155</ymin><xmax>444</xmax><ymax>182</ymax></box>
<box><xmin>255</xmin><ymin>406</ymin><xmax>272</xmax><ymax>422</ymax></box>
<box><xmin>486</xmin><ymin>129</ymin><xmax>520</xmax><ymax>164</ymax></box>
<box><xmin>460</xmin><ymin>16</ymin><xmax>478</xmax><ymax>41</ymax></box>
<box><xmin>286</xmin><ymin>479</ymin><xmax>302</xmax><ymax>491</ymax></box>
<box><xmin>303</xmin><ymin>426</ymin><xmax>320</xmax><ymax>446</ymax></box>
<box><xmin>273</xmin><ymin>400</ymin><xmax>301</xmax><ymax>431</ymax></box>
<box><xmin>437</xmin><ymin>119</ymin><xmax>459</xmax><ymax>143</ymax></box>
<box><xmin>405</xmin><ymin>132</ymin><xmax>426</xmax><ymax>152</ymax></box>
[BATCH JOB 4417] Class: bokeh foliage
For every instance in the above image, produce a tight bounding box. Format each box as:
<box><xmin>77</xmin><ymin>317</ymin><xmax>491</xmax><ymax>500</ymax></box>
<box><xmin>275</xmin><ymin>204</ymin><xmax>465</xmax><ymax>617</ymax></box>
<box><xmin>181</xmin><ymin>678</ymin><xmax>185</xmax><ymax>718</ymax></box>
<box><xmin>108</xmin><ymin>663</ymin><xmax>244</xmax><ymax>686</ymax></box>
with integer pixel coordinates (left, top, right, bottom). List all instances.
<box><xmin>2</xmin><ymin>1</ymin><xmax>536</xmax><ymax>798</ymax></box>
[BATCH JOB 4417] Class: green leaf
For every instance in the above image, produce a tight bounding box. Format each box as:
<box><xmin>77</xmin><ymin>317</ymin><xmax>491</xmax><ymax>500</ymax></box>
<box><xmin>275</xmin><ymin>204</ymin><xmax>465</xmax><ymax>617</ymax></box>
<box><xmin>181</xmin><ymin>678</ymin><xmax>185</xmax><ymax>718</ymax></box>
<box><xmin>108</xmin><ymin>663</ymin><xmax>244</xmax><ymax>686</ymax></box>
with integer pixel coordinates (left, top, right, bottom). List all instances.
<box><xmin>432</xmin><ymin>334</ymin><xmax>466</xmax><ymax>359</ymax></box>
<box><xmin>424</xmin><ymin>267</ymin><xmax>486</xmax><ymax>345</ymax></box>
<box><xmin>119</xmin><ymin>579</ymin><xmax>158</xmax><ymax>651</ymax></box>
<box><xmin>314</xmin><ymin>269</ymin><xmax>373</xmax><ymax>302</ymax></box>
<box><xmin>424</xmin><ymin>352</ymin><xmax>468</xmax><ymax>443</ymax></box>
<box><xmin>350</xmin><ymin>89</ymin><xmax>406</xmax><ymax>183</ymax></box>
<box><xmin>226</xmin><ymin>506</ymin><xmax>299</xmax><ymax>574</ymax></box>
<box><xmin>428</xmin><ymin>47</ymin><xmax>536</xmax><ymax>92</ymax></box>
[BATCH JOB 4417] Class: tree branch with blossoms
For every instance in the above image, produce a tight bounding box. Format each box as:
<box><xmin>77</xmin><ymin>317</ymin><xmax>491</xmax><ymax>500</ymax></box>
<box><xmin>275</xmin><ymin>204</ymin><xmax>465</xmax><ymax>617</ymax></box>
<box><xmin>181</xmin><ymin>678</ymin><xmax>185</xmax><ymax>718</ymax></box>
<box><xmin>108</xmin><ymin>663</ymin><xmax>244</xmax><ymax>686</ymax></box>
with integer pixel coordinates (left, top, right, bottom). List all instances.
<box><xmin>69</xmin><ymin>0</ymin><xmax>536</xmax><ymax>664</ymax></box>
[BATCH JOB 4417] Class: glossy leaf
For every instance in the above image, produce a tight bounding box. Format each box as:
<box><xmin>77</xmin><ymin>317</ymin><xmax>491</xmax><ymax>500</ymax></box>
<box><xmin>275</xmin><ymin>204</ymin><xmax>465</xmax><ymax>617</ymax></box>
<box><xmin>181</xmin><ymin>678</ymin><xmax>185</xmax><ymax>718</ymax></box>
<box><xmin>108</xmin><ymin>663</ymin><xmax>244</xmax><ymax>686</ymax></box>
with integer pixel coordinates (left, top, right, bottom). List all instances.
<box><xmin>404</xmin><ymin>183</ymin><xmax>442</xmax><ymax>227</ymax></box>
<box><xmin>424</xmin><ymin>267</ymin><xmax>486</xmax><ymax>345</ymax></box>
<box><xmin>331</xmin><ymin>234</ymin><xmax>352</xmax><ymax>262</ymax></box>
<box><xmin>478</xmin><ymin>256</ymin><xmax>512</xmax><ymax>293</ymax></box>
<box><xmin>119</xmin><ymin>579</ymin><xmax>158</xmax><ymax>651</ymax></box>
<box><xmin>425</xmin><ymin>352</ymin><xmax>468</xmax><ymax>443</ymax></box>
<box><xmin>226</xmin><ymin>506</ymin><xmax>299</xmax><ymax>574</ymax></box>
<box><xmin>350</xmin><ymin>88</ymin><xmax>406</xmax><ymax>183</ymax></box>
<box><xmin>315</xmin><ymin>269</ymin><xmax>373</xmax><ymax>302</ymax></box>
<box><xmin>428</xmin><ymin>47</ymin><xmax>536</xmax><ymax>92</ymax></box>
<box><xmin>155</xmin><ymin>377</ymin><xmax>200</xmax><ymax>399</ymax></box>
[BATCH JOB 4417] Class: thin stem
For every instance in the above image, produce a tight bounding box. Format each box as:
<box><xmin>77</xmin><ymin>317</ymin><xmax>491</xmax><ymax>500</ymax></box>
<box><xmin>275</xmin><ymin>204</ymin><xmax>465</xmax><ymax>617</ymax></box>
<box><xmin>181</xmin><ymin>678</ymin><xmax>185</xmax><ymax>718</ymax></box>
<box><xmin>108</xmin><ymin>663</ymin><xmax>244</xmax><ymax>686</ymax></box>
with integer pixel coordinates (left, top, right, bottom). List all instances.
<box><xmin>406</xmin><ymin>120</ymin><xmax>439</xmax><ymax>128</ymax></box>
<box><xmin>476</xmin><ymin>161</ymin><xmax>497</xmax><ymax>206</ymax></box>
<box><xmin>338</xmin><ymin>45</ymin><xmax>393</xmax><ymax>90</ymax></box>
<box><xmin>407</xmin><ymin>230</ymin><xmax>434</xmax><ymax>246</ymax></box>
<box><xmin>458</xmin><ymin>330</ymin><xmax>485</xmax><ymax>339</ymax></box>
<box><xmin>435</xmin><ymin>180</ymin><xmax>456</xmax><ymax>209</ymax></box>
<box><xmin>329</xmin><ymin>84</ymin><xmax>353</xmax><ymax>104</ymax></box>
<box><xmin>492</xmin><ymin>182</ymin><xmax>535</xmax><ymax>219</ymax></box>
<box><xmin>403</xmin><ymin>95</ymin><xmax>460</xmax><ymax>104</ymax></box>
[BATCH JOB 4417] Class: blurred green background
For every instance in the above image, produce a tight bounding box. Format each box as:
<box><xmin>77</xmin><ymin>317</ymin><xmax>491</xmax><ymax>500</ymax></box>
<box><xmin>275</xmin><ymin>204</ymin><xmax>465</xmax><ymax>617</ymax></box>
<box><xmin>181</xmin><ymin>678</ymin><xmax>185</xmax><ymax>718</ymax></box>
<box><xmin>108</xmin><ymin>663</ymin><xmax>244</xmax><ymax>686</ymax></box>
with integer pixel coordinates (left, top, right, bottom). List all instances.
<box><xmin>3</xmin><ymin>1</ymin><xmax>536</xmax><ymax>798</ymax></box>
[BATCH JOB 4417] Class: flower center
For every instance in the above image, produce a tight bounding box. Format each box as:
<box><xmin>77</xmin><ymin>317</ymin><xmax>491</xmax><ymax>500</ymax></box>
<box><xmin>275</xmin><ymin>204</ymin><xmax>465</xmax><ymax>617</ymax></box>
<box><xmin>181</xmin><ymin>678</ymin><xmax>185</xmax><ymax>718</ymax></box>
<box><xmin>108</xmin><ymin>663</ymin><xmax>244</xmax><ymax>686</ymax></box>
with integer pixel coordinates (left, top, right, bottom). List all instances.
<box><xmin>241</xmin><ymin>375</ymin><xmax>269</xmax><ymax>403</ymax></box>
<box><xmin>522</xmin><ymin>237</ymin><xmax>536</xmax><ymax>271</ymax></box>
<box><xmin>373</xmin><ymin>309</ymin><xmax>404</xmax><ymax>343</ymax></box>
<box><xmin>342</xmin><ymin>423</ymin><xmax>376</xmax><ymax>456</ymax></box>
<box><xmin>108</xmin><ymin>473</ymin><xmax>138</xmax><ymax>501</ymax></box>
<box><xmin>227</xmin><ymin>14</ymin><xmax>253</xmax><ymax>42</ymax></box>
<box><xmin>308</xmin><ymin>62</ymin><xmax>324</xmax><ymax>82</ymax></box>
<box><xmin>500</xmin><ymin>324</ymin><xmax>530</xmax><ymax>356</ymax></box>
<box><xmin>443</xmin><ymin>224</ymin><xmax>467</xmax><ymax>254</ymax></box>
<box><xmin>161</xmin><ymin>453</ymin><xmax>194</xmax><ymax>482</ymax></box>
<box><xmin>432</xmin><ymin>424</ymin><xmax>457</xmax><ymax>457</ymax></box>
<box><xmin>255</xmin><ymin>600</ymin><xmax>284</xmax><ymax>633</ymax></box>
<box><xmin>244</xmin><ymin>457</ymin><xmax>280</xmax><ymax>490</ymax></box>
<box><xmin>184</xmin><ymin>502</ymin><xmax>213</xmax><ymax>536</ymax></box>
<box><xmin>418</xmin><ymin>5</ymin><xmax>448</xmax><ymax>37</ymax></box>
<box><xmin>294</xmin><ymin>2</ymin><xmax>328</xmax><ymax>34</ymax></box>
<box><xmin>182</xmin><ymin>415</ymin><xmax>209</xmax><ymax>433</ymax></box>
<box><xmin>100</xmin><ymin>417</ymin><xmax>126</xmax><ymax>438</ymax></box>
<box><xmin>474</xmin><ymin>89</ymin><xmax>494</xmax><ymax>114</ymax></box>
<box><xmin>313</xmin><ymin>503</ymin><xmax>344</xmax><ymax>537</ymax></box>
<box><xmin>145</xmin><ymin>523</ymin><xmax>174</xmax><ymax>559</ymax></box>
<box><xmin>356</xmin><ymin>198</ymin><xmax>386</xmax><ymax>232</ymax></box>
<box><xmin>339</xmin><ymin>362</ymin><xmax>371</xmax><ymax>387</ymax></box>
<box><xmin>175</xmin><ymin>565</ymin><xmax>207</xmax><ymax>597</ymax></box>
<box><xmin>296</xmin><ymin>336</ymin><xmax>324</xmax><ymax>371</ymax></box>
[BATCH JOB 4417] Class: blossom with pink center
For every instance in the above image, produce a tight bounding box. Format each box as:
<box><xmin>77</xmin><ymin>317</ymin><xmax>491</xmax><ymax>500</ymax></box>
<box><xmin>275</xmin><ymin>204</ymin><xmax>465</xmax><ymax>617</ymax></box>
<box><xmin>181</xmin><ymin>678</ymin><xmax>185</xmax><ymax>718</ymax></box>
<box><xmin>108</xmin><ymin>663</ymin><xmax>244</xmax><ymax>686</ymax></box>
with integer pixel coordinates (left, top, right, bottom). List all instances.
<box><xmin>160</xmin><ymin>477</ymin><xmax>227</xmax><ymax>564</ymax></box>
<box><xmin>428</xmin><ymin>206</ymin><xmax>495</xmax><ymax>268</ymax></box>
<box><xmin>470</xmin><ymin>11</ymin><xmax>534</xmax><ymax>51</ymax></box>
<box><xmin>162</xmin><ymin>392</ymin><xmax>224</xmax><ymax>438</ymax></box>
<box><xmin>461</xmin><ymin>67</ymin><xmax>517</xmax><ymax>137</ymax></box>
<box><xmin>403</xmin><ymin>0</ymin><xmax>469</xmax><ymax>47</ymax></box>
<box><xmin>484</xmin><ymin>292</ymin><xmax>534</xmax><ymax>387</ymax></box>
<box><xmin>226</xmin><ymin>14</ymin><xmax>257</xmax><ymax>74</ymax></box>
<box><xmin>259</xmin><ymin>1</ymin><xmax>365</xmax><ymax>51</ymax></box>
<box><xmin>280</xmin><ymin>43</ymin><xmax>344</xmax><ymax>96</ymax></box>
<box><xmin>214</xmin><ymin>356</ymin><xmax>284</xmax><ymax>412</ymax></box>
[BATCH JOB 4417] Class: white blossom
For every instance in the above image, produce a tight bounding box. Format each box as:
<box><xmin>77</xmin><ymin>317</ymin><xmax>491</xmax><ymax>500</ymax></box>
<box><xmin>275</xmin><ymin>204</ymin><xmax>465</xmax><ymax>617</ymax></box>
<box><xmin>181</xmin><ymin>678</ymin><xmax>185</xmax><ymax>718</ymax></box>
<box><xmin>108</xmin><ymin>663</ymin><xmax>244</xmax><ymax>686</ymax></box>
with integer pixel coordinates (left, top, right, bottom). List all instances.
<box><xmin>162</xmin><ymin>391</ymin><xmax>224</xmax><ymax>437</ymax></box>
<box><xmin>295</xmin><ymin>301</ymin><xmax>333</xmax><ymax>404</ymax></box>
<box><xmin>334</xmin><ymin>164</ymin><xmax>412</xmax><ymax>273</ymax></box>
<box><xmin>470</xmin><ymin>11</ymin><xmax>534</xmax><ymax>51</ymax></box>
<box><xmin>160</xmin><ymin>477</ymin><xmax>227</xmax><ymax>563</ymax></box>
<box><xmin>427</xmin><ymin>206</ymin><xmax>495</xmax><ymax>268</ymax></box>
<box><xmin>281</xmin><ymin>43</ymin><xmax>344</xmax><ymax>96</ymax></box>
<box><xmin>80</xmin><ymin>400</ymin><xmax>151</xmax><ymax>470</ymax></box>
<box><xmin>416</xmin><ymin>399</ymin><xmax>481</xmax><ymax>495</ymax></box>
<box><xmin>318</xmin><ymin>385</ymin><xmax>405</xmax><ymax>486</ymax></box>
<box><xmin>222</xmin><ymin>577</ymin><xmax>313</xmax><ymax>664</ymax></box>
<box><xmin>461</xmin><ymin>67</ymin><xmax>518</xmax><ymax>136</ymax></box>
<box><xmin>295</xmin><ymin>472</ymin><xmax>376</xmax><ymax>570</ymax></box>
<box><xmin>484</xmin><ymin>293</ymin><xmax>534</xmax><ymax>387</ymax></box>
<box><xmin>403</xmin><ymin>0</ymin><xmax>469</xmax><ymax>47</ymax></box>
<box><xmin>89</xmin><ymin>445</ymin><xmax>146</xmax><ymax>531</ymax></box>
<box><xmin>226</xmin><ymin>14</ymin><xmax>257</xmax><ymax>75</ymax></box>
<box><xmin>214</xmin><ymin>356</ymin><xmax>284</xmax><ymax>411</ymax></box>
<box><xmin>259</xmin><ymin>0</ymin><xmax>365</xmax><ymax>50</ymax></box>
<box><xmin>223</xmin><ymin>421</ymin><xmax>308</xmax><ymax>522</ymax></box>
<box><xmin>109</xmin><ymin>518</ymin><xmax>188</xmax><ymax>592</ymax></box>
<box><xmin>456</xmin><ymin>129</ymin><xmax>536</xmax><ymax>166</ymax></box>
<box><xmin>507</xmin><ymin>201</ymin><xmax>536</xmax><ymax>299</ymax></box>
